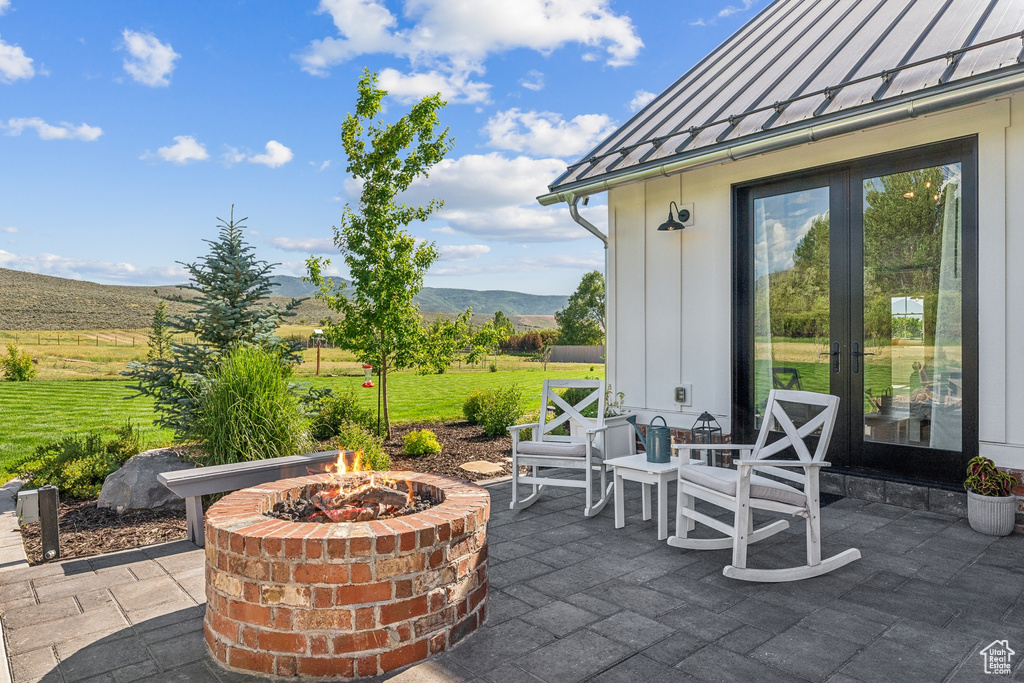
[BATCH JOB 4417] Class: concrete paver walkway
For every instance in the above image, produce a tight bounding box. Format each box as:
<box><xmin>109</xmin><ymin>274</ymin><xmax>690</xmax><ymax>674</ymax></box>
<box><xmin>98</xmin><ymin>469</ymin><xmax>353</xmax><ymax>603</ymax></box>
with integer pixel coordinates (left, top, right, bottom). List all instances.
<box><xmin>1</xmin><ymin>478</ymin><xmax>1023</xmax><ymax>682</ymax></box>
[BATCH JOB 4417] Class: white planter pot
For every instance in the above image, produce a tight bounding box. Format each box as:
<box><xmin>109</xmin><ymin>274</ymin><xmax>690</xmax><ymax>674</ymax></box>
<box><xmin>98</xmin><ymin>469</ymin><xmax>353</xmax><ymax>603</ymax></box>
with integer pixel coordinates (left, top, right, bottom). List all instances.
<box><xmin>569</xmin><ymin>415</ymin><xmax>636</xmax><ymax>457</ymax></box>
<box><xmin>967</xmin><ymin>490</ymin><xmax>1016</xmax><ymax>536</ymax></box>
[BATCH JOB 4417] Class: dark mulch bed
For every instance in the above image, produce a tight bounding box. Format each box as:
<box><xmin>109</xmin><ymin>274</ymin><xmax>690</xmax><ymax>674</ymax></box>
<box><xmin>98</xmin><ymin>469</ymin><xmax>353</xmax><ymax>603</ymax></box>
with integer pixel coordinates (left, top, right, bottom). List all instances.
<box><xmin>18</xmin><ymin>421</ymin><xmax>511</xmax><ymax>563</ymax></box>
<box><xmin>384</xmin><ymin>421</ymin><xmax>512</xmax><ymax>481</ymax></box>
<box><xmin>21</xmin><ymin>500</ymin><xmax>187</xmax><ymax>564</ymax></box>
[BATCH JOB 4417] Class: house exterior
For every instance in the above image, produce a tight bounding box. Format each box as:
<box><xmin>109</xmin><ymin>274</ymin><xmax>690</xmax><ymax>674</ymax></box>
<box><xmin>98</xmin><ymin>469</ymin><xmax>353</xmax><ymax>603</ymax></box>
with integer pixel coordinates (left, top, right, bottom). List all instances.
<box><xmin>539</xmin><ymin>0</ymin><xmax>1024</xmax><ymax>498</ymax></box>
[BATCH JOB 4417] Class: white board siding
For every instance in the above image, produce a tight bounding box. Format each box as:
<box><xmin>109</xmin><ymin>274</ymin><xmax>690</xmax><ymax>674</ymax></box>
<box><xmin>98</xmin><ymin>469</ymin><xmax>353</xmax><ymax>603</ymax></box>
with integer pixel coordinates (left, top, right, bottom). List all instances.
<box><xmin>610</xmin><ymin>182</ymin><xmax>646</xmax><ymax>411</ymax></box>
<box><xmin>605</xmin><ymin>96</ymin><xmax>1024</xmax><ymax>468</ymax></box>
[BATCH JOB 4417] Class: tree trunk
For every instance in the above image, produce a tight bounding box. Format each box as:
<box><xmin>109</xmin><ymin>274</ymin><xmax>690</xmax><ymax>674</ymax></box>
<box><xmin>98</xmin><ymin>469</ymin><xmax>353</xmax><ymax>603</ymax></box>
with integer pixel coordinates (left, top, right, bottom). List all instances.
<box><xmin>381</xmin><ymin>343</ymin><xmax>391</xmax><ymax>441</ymax></box>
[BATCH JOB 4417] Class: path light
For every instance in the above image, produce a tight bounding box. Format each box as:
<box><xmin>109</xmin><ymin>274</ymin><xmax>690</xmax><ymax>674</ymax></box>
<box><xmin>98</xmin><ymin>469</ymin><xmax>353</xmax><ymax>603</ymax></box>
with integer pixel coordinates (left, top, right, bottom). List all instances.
<box><xmin>658</xmin><ymin>201</ymin><xmax>691</xmax><ymax>231</ymax></box>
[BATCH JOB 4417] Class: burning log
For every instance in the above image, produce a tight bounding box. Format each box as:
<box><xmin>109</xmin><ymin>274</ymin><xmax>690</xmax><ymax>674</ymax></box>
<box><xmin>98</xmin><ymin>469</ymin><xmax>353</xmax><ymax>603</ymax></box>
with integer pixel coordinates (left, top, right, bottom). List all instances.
<box><xmin>314</xmin><ymin>484</ymin><xmax>410</xmax><ymax>510</ymax></box>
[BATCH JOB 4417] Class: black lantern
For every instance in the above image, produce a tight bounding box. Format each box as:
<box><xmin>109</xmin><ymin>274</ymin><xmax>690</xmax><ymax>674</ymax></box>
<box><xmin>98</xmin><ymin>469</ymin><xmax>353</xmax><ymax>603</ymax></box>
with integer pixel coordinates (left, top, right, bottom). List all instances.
<box><xmin>691</xmin><ymin>411</ymin><xmax>723</xmax><ymax>466</ymax></box>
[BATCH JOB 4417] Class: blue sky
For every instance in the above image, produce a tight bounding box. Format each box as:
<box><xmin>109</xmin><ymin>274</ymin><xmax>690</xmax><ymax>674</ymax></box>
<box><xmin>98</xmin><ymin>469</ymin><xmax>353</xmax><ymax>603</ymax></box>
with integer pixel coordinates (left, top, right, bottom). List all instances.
<box><xmin>0</xmin><ymin>0</ymin><xmax>757</xmax><ymax>295</ymax></box>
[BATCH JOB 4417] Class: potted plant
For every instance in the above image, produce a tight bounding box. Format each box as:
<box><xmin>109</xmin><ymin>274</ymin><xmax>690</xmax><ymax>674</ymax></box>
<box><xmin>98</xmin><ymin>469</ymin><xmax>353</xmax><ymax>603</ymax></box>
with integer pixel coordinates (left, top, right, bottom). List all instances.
<box><xmin>964</xmin><ymin>456</ymin><xmax>1018</xmax><ymax>536</ymax></box>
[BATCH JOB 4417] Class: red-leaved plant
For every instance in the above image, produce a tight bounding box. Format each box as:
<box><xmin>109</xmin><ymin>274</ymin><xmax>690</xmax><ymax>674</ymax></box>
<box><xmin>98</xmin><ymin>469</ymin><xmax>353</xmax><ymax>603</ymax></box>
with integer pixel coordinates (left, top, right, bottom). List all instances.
<box><xmin>964</xmin><ymin>456</ymin><xmax>1016</xmax><ymax>497</ymax></box>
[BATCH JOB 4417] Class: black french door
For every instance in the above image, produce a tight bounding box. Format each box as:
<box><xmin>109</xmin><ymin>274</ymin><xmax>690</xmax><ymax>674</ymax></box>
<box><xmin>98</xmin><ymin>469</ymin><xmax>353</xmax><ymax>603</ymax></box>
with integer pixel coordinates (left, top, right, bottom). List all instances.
<box><xmin>732</xmin><ymin>139</ymin><xmax>978</xmax><ymax>486</ymax></box>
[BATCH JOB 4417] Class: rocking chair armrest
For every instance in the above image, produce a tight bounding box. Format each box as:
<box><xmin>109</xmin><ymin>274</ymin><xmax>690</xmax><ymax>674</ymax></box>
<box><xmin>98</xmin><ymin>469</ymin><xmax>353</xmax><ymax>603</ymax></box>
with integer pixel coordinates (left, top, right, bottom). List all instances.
<box><xmin>584</xmin><ymin>425</ymin><xmax>608</xmax><ymax>435</ymax></box>
<box><xmin>507</xmin><ymin>422</ymin><xmax>540</xmax><ymax>434</ymax></box>
<box><xmin>735</xmin><ymin>459</ymin><xmax>832</xmax><ymax>469</ymax></box>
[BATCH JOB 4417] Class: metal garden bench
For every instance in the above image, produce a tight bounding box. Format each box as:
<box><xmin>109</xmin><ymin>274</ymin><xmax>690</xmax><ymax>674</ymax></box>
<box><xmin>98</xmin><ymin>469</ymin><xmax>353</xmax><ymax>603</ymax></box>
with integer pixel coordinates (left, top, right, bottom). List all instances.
<box><xmin>158</xmin><ymin>450</ymin><xmax>340</xmax><ymax>547</ymax></box>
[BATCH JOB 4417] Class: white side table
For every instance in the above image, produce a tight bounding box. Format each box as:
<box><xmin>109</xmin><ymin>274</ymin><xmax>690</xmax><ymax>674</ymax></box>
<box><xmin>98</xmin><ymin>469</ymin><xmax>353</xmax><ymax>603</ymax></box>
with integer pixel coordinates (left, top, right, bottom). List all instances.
<box><xmin>605</xmin><ymin>454</ymin><xmax>697</xmax><ymax>540</ymax></box>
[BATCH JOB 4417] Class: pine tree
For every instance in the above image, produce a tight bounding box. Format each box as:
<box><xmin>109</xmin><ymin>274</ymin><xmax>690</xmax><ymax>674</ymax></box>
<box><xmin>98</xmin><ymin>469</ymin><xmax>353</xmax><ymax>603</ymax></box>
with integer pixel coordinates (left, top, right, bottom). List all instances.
<box><xmin>146</xmin><ymin>301</ymin><xmax>175</xmax><ymax>360</ymax></box>
<box><xmin>125</xmin><ymin>208</ymin><xmax>303</xmax><ymax>437</ymax></box>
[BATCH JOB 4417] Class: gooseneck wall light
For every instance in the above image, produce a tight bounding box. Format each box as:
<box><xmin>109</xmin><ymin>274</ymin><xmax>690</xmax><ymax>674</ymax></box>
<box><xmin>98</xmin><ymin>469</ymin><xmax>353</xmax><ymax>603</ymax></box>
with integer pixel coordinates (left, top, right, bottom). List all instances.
<box><xmin>658</xmin><ymin>201</ymin><xmax>691</xmax><ymax>231</ymax></box>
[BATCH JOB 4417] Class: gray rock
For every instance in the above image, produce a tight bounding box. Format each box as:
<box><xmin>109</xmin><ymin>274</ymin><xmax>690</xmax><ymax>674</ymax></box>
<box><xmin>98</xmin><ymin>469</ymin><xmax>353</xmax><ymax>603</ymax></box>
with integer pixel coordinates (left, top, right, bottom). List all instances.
<box><xmin>97</xmin><ymin>448</ymin><xmax>193</xmax><ymax>513</ymax></box>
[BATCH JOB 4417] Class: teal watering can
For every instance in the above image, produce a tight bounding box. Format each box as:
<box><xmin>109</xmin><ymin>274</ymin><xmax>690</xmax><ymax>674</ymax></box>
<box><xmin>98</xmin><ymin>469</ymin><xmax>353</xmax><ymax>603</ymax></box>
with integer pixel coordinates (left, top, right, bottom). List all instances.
<box><xmin>626</xmin><ymin>415</ymin><xmax>672</xmax><ymax>463</ymax></box>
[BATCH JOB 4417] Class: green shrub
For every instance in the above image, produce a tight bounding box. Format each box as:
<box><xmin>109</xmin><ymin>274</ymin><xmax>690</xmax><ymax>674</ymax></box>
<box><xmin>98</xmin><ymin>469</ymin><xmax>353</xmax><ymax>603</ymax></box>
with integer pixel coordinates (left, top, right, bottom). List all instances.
<box><xmin>463</xmin><ymin>389</ymin><xmax>488</xmax><ymax>424</ymax></box>
<box><xmin>403</xmin><ymin>429</ymin><xmax>443</xmax><ymax>456</ymax></box>
<box><xmin>190</xmin><ymin>346</ymin><xmax>308</xmax><ymax>466</ymax></box>
<box><xmin>306</xmin><ymin>387</ymin><xmax>376</xmax><ymax>440</ymax></box>
<box><xmin>18</xmin><ymin>420</ymin><xmax>143</xmax><ymax>499</ymax></box>
<box><xmin>1</xmin><ymin>344</ymin><xmax>35</xmax><ymax>382</ymax></box>
<box><xmin>333</xmin><ymin>422</ymin><xmax>390</xmax><ymax>471</ymax></box>
<box><xmin>517</xmin><ymin>409</ymin><xmax>540</xmax><ymax>441</ymax></box>
<box><xmin>479</xmin><ymin>384</ymin><xmax>524</xmax><ymax>436</ymax></box>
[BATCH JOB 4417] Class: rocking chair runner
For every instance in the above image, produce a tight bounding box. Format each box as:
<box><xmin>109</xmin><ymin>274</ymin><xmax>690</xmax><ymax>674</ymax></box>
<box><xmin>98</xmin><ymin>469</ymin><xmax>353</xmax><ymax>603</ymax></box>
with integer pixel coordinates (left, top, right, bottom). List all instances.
<box><xmin>508</xmin><ymin>379</ymin><xmax>611</xmax><ymax>517</ymax></box>
<box><xmin>669</xmin><ymin>389</ymin><xmax>861</xmax><ymax>582</ymax></box>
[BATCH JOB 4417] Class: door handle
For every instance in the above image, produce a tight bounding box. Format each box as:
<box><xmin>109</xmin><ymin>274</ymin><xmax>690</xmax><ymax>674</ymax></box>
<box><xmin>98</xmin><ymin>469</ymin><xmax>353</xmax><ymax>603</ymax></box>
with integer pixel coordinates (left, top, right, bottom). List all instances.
<box><xmin>851</xmin><ymin>341</ymin><xmax>874</xmax><ymax>374</ymax></box>
<box><xmin>819</xmin><ymin>341</ymin><xmax>840</xmax><ymax>373</ymax></box>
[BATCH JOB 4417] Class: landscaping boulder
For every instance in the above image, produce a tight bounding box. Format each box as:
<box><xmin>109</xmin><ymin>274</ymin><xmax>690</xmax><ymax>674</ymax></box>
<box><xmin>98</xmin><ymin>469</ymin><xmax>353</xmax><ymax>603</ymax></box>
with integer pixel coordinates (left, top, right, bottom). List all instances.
<box><xmin>97</xmin><ymin>447</ymin><xmax>193</xmax><ymax>513</ymax></box>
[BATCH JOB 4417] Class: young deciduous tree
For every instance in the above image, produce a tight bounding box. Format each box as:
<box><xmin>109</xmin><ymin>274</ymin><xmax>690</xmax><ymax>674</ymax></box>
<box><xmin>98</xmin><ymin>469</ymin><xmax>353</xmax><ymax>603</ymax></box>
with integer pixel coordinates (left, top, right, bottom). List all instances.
<box><xmin>146</xmin><ymin>301</ymin><xmax>175</xmax><ymax>360</ymax></box>
<box><xmin>555</xmin><ymin>270</ymin><xmax>606</xmax><ymax>345</ymax></box>
<box><xmin>306</xmin><ymin>69</ymin><xmax>452</xmax><ymax>438</ymax></box>
<box><xmin>125</xmin><ymin>208</ymin><xmax>303</xmax><ymax>438</ymax></box>
<box><xmin>417</xmin><ymin>310</ymin><xmax>472</xmax><ymax>375</ymax></box>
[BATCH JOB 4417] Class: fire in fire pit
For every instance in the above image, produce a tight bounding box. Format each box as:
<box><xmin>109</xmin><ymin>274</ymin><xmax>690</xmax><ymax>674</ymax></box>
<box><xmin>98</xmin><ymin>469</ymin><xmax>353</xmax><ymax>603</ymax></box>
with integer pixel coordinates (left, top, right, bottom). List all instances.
<box><xmin>267</xmin><ymin>450</ymin><xmax>441</xmax><ymax>523</ymax></box>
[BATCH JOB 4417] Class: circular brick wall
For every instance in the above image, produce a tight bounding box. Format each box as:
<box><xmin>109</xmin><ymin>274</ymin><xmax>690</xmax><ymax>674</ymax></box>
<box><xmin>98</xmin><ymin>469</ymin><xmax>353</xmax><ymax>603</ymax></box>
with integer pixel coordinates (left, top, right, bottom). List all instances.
<box><xmin>203</xmin><ymin>471</ymin><xmax>489</xmax><ymax>680</ymax></box>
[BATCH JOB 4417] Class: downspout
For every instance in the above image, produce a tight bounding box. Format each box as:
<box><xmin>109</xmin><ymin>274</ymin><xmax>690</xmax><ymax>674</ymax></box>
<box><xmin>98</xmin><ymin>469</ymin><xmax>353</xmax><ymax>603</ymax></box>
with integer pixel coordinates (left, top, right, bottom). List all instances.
<box><xmin>566</xmin><ymin>194</ymin><xmax>610</xmax><ymax>391</ymax></box>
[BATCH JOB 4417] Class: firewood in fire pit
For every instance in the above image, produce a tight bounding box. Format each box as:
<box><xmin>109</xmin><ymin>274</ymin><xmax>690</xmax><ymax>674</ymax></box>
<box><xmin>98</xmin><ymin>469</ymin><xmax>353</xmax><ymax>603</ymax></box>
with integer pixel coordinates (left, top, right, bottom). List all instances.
<box><xmin>317</xmin><ymin>485</ymin><xmax>409</xmax><ymax>509</ymax></box>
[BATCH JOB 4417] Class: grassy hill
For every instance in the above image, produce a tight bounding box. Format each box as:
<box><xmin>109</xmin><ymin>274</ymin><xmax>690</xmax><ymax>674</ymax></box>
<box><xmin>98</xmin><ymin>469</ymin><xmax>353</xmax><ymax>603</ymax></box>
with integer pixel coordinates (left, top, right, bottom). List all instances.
<box><xmin>0</xmin><ymin>268</ymin><xmax>563</xmax><ymax>330</ymax></box>
<box><xmin>270</xmin><ymin>275</ymin><xmax>567</xmax><ymax>316</ymax></box>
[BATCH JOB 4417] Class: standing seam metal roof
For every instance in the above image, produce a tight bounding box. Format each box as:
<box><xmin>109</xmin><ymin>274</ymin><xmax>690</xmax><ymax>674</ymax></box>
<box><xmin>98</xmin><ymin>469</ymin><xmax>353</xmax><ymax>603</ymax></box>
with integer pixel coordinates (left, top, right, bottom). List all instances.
<box><xmin>548</xmin><ymin>0</ymin><xmax>1024</xmax><ymax>193</ymax></box>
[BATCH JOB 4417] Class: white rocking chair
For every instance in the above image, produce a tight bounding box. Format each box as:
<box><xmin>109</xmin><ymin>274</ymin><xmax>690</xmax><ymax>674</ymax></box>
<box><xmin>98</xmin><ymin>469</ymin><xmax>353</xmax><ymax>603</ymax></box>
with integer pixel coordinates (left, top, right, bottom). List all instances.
<box><xmin>508</xmin><ymin>379</ymin><xmax>611</xmax><ymax>517</ymax></box>
<box><xmin>669</xmin><ymin>390</ymin><xmax>861</xmax><ymax>582</ymax></box>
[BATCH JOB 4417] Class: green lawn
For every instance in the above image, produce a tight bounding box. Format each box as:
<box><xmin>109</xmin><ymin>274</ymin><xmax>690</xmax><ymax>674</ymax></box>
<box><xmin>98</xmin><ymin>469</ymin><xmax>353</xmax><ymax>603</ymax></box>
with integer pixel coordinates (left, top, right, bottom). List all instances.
<box><xmin>0</xmin><ymin>366</ymin><xmax>599</xmax><ymax>479</ymax></box>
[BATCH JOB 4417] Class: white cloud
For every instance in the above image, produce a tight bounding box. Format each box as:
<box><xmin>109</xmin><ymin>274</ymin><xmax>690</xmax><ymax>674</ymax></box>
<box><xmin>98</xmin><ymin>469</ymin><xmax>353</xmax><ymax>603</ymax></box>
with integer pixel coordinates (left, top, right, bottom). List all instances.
<box><xmin>629</xmin><ymin>90</ymin><xmax>656</xmax><ymax>112</ymax></box>
<box><xmin>311</xmin><ymin>160</ymin><xmax>331</xmax><ymax>171</ymax></box>
<box><xmin>431</xmin><ymin>226</ymin><xmax>456</xmax><ymax>235</ymax></box>
<box><xmin>145</xmin><ymin>135</ymin><xmax>208</xmax><ymax>164</ymax></box>
<box><xmin>0</xmin><ymin>249</ymin><xmax>187</xmax><ymax>284</ymax></box>
<box><xmin>483</xmin><ymin>108</ymin><xmax>616</xmax><ymax>159</ymax></box>
<box><xmin>221</xmin><ymin>146</ymin><xmax>246</xmax><ymax>165</ymax></box>
<box><xmin>248</xmin><ymin>140</ymin><xmax>293</xmax><ymax>168</ymax></box>
<box><xmin>519</xmin><ymin>69</ymin><xmax>544</xmax><ymax>91</ymax></box>
<box><xmin>297</xmin><ymin>0</ymin><xmax>642</xmax><ymax>102</ymax></box>
<box><xmin>438</xmin><ymin>244</ymin><xmax>490</xmax><ymax>261</ymax></box>
<box><xmin>0</xmin><ymin>1</ymin><xmax>10</xmax><ymax>15</ymax></box>
<box><xmin>378</xmin><ymin>67</ymin><xmax>490</xmax><ymax>104</ymax></box>
<box><xmin>1</xmin><ymin>225</ymin><xmax>17</xmax><ymax>233</ymax></box>
<box><xmin>719</xmin><ymin>1</ymin><xmax>757</xmax><ymax>18</ymax></box>
<box><xmin>690</xmin><ymin>18</ymin><xmax>708</xmax><ymax>27</ymax></box>
<box><xmin>0</xmin><ymin>36</ymin><xmax>34</xmax><ymax>83</ymax></box>
<box><xmin>4</xmin><ymin>117</ymin><xmax>103</xmax><ymax>141</ymax></box>
<box><xmin>399</xmin><ymin>152</ymin><xmax>607</xmax><ymax>242</ymax></box>
<box><xmin>121</xmin><ymin>29</ymin><xmax>180</xmax><ymax>87</ymax></box>
<box><xmin>269</xmin><ymin>236</ymin><xmax>336</xmax><ymax>252</ymax></box>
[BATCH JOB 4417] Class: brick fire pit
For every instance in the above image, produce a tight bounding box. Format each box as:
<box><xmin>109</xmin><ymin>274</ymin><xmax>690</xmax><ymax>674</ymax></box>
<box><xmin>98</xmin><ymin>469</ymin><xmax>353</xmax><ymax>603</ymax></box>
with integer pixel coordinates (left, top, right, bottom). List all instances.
<box><xmin>203</xmin><ymin>471</ymin><xmax>490</xmax><ymax>679</ymax></box>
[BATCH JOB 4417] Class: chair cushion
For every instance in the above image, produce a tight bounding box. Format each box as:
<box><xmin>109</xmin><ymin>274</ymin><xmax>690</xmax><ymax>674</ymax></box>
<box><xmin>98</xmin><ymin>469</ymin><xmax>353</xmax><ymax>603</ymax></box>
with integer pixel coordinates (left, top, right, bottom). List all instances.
<box><xmin>678</xmin><ymin>465</ymin><xmax>806</xmax><ymax>507</ymax></box>
<box><xmin>516</xmin><ymin>441</ymin><xmax>603</xmax><ymax>459</ymax></box>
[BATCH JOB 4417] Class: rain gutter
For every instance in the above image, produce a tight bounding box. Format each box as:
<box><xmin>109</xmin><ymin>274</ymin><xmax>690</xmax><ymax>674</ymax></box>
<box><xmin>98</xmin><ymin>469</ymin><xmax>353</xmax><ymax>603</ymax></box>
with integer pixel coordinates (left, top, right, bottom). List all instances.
<box><xmin>537</xmin><ymin>67</ymin><xmax>1024</xmax><ymax>208</ymax></box>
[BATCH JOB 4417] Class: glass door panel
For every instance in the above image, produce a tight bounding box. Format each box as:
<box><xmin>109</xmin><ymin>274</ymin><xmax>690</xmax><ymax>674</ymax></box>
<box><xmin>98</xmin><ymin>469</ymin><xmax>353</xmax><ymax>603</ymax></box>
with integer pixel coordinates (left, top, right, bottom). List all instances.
<box><xmin>752</xmin><ymin>187</ymin><xmax>831</xmax><ymax>429</ymax></box>
<box><xmin>861</xmin><ymin>164</ymin><xmax>963</xmax><ymax>451</ymax></box>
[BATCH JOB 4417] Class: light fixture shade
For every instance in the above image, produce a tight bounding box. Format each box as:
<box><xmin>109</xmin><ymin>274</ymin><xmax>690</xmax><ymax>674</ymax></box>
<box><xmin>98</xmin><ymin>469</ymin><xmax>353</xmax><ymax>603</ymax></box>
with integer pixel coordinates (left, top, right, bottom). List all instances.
<box><xmin>657</xmin><ymin>212</ymin><xmax>685</xmax><ymax>231</ymax></box>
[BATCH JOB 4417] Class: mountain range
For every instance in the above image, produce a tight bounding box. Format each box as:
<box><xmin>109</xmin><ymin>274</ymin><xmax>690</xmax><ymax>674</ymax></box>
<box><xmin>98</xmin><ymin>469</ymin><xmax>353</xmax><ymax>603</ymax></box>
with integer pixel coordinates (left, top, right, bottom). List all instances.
<box><xmin>0</xmin><ymin>268</ymin><xmax>566</xmax><ymax>330</ymax></box>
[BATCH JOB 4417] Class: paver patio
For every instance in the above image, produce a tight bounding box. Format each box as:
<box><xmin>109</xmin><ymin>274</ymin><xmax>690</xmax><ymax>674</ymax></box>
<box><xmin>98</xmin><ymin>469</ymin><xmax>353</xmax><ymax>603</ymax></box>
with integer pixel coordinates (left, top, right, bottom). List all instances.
<box><xmin>1</xmin><ymin>476</ymin><xmax>1022</xmax><ymax>682</ymax></box>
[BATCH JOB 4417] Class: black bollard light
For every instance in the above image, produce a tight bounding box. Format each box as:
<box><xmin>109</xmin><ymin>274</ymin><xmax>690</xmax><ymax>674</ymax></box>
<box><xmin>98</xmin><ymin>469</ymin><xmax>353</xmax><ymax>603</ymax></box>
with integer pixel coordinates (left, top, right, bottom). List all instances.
<box><xmin>38</xmin><ymin>485</ymin><xmax>60</xmax><ymax>561</ymax></box>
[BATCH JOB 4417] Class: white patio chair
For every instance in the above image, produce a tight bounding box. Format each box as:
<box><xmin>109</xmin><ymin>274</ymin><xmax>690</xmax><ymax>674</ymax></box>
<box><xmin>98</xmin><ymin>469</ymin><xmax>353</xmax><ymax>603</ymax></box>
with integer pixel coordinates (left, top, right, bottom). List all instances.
<box><xmin>669</xmin><ymin>389</ymin><xmax>860</xmax><ymax>582</ymax></box>
<box><xmin>508</xmin><ymin>379</ymin><xmax>611</xmax><ymax>517</ymax></box>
